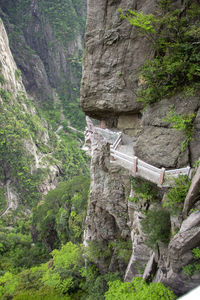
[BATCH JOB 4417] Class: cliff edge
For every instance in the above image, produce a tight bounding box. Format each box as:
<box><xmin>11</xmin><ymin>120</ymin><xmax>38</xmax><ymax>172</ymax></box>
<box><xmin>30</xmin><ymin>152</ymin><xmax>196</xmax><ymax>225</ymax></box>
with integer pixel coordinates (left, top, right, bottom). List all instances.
<box><xmin>81</xmin><ymin>0</ymin><xmax>200</xmax><ymax>295</ymax></box>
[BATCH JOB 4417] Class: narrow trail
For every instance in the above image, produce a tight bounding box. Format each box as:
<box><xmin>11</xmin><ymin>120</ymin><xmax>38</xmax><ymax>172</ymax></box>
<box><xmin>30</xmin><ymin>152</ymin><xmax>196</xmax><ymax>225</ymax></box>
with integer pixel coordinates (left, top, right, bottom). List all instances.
<box><xmin>56</xmin><ymin>124</ymin><xmax>83</xmax><ymax>134</ymax></box>
<box><xmin>83</xmin><ymin>117</ymin><xmax>191</xmax><ymax>187</ymax></box>
<box><xmin>0</xmin><ymin>180</ymin><xmax>12</xmax><ymax>217</ymax></box>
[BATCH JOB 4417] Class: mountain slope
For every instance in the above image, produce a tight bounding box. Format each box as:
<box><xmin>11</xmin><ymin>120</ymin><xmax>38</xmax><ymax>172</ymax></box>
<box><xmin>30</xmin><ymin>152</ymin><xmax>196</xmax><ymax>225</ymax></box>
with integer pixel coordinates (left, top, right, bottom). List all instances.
<box><xmin>0</xmin><ymin>0</ymin><xmax>87</xmax><ymax>129</ymax></box>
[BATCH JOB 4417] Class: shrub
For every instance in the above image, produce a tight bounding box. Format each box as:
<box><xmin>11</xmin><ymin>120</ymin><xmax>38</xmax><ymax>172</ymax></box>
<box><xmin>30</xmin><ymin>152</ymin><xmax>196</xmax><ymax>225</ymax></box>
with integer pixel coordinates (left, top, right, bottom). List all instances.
<box><xmin>14</xmin><ymin>69</ymin><xmax>22</xmax><ymax>80</ymax></box>
<box><xmin>163</xmin><ymin>108</ymin><xmax>196</xmax><ymax>151</ymax></box>
<box><xmin>182</xmin><ymin>247</ymin><xmax>200</xmax><ymax>277</ymax></box>
<box><xmin>13</xmin><ymin>287</ymin><xmax>71</xmax><ymax>300</ymax></box>
<box><xmin>128</xmin><ymin>177</ymin><xmax>159</xmax><ymax>204</ymax></box>
<box><xmin>141</xmin><ymin>209</ymin><xmax>171</xmax><ymax>248</ymax></box>
<box><xmin>120</xmin><ymin>3</ymin><xmax>200</xmax><ymax>107</ymax></box>
<box><xmin>108</xmin><ymin>239</ymin><xmax>132</xmax><ymax>265</ymax></box>
<box><xmin>163</xmin><ymin>175</ymin><xmax>191</xmax><ymax>213</ymax></box>
<box><xmin>85</xmin><ymin>241</ymin><xmax>112</xmax><ymax>263</ymax></box>
<box><xmin>105</xmin><ymin>277</ymin><xmax>176</xmax><ymax>300</ymax></box>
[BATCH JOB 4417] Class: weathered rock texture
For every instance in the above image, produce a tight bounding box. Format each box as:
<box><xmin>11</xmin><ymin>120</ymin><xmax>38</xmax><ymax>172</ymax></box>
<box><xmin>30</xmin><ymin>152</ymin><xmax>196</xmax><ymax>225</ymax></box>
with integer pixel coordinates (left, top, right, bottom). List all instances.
<box><xmin>0</xmin><ymin>19</ymin><xmax>59</xmax><ymax>214</ymax></box>
<box><xmin>124</xmin><ymin>203</ymin><xmax>152</xmax><ymax>281</ymax></box>
<box><xmin>81</xmin><ymin>0</ymin><xmax>157</xmax><ymax>118</ymax></box>
<box><xmin>183</xmin><ymin>165</ymin><xmax>200</xmax><ymax>216</ymax></box>
<box><xmin>134</xmin><ymin>95</ymin><xmax>200</xmax><ymax>167</ymax></box>
<box><xmin>81</xmin><ymin>0</ymin><xmax>200</xmax><ymax>296</ymax></box>
<box><xmin>154</xmin><ymin>212</ymin><xmax>200</xmax><ymax>295</ymax></box>
<box><xmin>0</xmin><ymin>0</ymin><xmax>86</xmax><ymax>107</ymax></box>
<box><xmin>84</xmin><ymin>139</ymin><xmax>130</xmax><ymax>274</ymax></box>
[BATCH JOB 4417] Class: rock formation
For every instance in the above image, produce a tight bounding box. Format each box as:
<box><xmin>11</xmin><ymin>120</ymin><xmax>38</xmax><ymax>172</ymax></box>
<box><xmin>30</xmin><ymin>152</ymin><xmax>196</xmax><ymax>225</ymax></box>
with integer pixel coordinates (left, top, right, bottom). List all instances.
<box><xmin>81</xmin><ymin>0</ymin><xmax>200</xmax><ymax>295</ymax></box>
<box><xmin>0</xmin><ymin>0</ymin><xmax>86</xmax><ymax>128</ymax></box>
<box><xmin>0</xmin><ymin>19</ymin><xmax>59</xmax><ymax>214</ymax></box>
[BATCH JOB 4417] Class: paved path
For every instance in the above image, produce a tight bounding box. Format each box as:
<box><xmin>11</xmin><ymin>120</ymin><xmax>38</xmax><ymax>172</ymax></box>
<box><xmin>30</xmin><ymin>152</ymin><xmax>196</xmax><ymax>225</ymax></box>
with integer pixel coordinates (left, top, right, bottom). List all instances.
<box><xmin>84</xmin><ymin>117</ymin><xmax>191</xmax><ymax>187</ymax></box>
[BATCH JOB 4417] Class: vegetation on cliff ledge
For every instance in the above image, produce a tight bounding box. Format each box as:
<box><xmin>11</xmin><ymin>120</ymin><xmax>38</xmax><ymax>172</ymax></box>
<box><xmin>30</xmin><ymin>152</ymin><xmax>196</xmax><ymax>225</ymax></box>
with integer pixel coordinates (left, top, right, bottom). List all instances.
<box><xmin>119</xmin><ymin>1</ymin><xmax>200</xmax><ymax>106</ymax></box>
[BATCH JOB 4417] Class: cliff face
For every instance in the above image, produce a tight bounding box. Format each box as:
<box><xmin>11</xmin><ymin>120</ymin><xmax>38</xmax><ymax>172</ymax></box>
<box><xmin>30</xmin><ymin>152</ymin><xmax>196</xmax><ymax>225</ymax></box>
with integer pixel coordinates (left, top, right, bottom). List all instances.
<box><xmin>0</xmin><ymin>19</ymin><xmax>59</xmax><ymax>216</ymax></box>
<box><xmin>0</xmin><ymin>0</ymin><xmax>87</xmax><ymax>128</ymax></box>
<box><xmin>81</xmin><ymin>0</ymin><xmax>153</xmax><ymax>119</ymax></box>
<box><xmin>81</xmin><ymin>0</ymin><xmax>200</xmax><ymax>295</ymax></box>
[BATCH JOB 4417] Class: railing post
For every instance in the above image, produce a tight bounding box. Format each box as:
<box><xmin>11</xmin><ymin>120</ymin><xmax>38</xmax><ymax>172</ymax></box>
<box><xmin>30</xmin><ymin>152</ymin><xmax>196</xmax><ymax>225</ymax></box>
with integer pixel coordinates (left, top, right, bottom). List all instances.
<box><xmin>133</xmin><ymin>157</ymin><xmax>138</xmax><ymax>174</ymax></box>
<box><xmin>110</xmin><ymin>147</ymin><xmax>115</xmax><ymax>161</ymax></box>
<box><xmin>159</xmin><ymin>167</ymin><xmax>165</xmax><ymax>185</ymax></box>
<box><xmin>187</xmin><ymin>166</ymin><xmax>192</xmax><ymax>179</ymax></box>
<box><xmin>100</xmin><ymin>120</ymin><xmax>107</xmax><ymax>129</ymax></box>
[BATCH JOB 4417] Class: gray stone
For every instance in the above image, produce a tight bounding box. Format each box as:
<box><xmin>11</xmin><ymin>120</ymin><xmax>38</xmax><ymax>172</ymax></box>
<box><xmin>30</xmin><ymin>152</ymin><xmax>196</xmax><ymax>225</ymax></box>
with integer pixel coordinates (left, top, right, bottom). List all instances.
<box><xmin>154</xmin><ymin>269</ymin><xmax>200</xmax><ymax>296</ymax></box>
<box><xmin>134</xmin><ymin>95</ymin><xmax>200</xmax><ymax>168</ymax></box>
<box><xmin>84</xmin><ymin>138</ymin><xmax>130</xmax><ymax>274</ymax></box>
<box><xmin>143</xmin><ymin>252</ymin><xmax>157</xmax><ymax>281</ymax></box>
<box><xmin>2</xmin><ymin>0</ymin><xmax>86</xmax><ymax>106</ymax></box>
<box><xmin>169</xmin><ymin>226</ymin><xmax>200</xmax><ymax>273</ymax></box>
<box><xmin>81</xmin><ymin>0</ymin><xmax>158</xmax><ymax>118</ymax></box>
<box><xmin>124</xmin><ymin>210</ymin><xmax>152</xmax><ymax>281</ymax></box>
<box><xmin>0</xmin><ymin>20</ymin><xmax>60</xmax><ymax>215</ymax></box>
<box><xmin>190</xmin><ymin>109</ymin><xmax>200</xmax><ymax>164</ymax></box>
<box><xmin>142</xmin><ymin>95</ymin><xmax>200</xmax><ymax>128</ymax></box>
<box><xmin>183</xmin><ymin>166</ymin><xmax>200</xmax><ymax>216</ymax></box>
<box><xmin>180</xmin><ymin>211</ymin><xmax>200</xmax><ymax>233</ymax></box>
<box><xmin>81</xmin><ymin>0</ymin><xmax>200</xmax><ymax>295</ymax></box>
<box><xmin>134</xmin><ymin>127</ymin><xmax>189</xmax><ymax>168</ymax></box>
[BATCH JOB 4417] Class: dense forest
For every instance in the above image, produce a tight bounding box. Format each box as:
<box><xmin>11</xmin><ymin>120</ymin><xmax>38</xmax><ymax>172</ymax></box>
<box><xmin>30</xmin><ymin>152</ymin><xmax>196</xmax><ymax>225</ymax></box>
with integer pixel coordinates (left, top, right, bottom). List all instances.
<box><xmin>0</xmin><ymin>0</ymin><xmax>199</xmax><ymax>299</ymax></box>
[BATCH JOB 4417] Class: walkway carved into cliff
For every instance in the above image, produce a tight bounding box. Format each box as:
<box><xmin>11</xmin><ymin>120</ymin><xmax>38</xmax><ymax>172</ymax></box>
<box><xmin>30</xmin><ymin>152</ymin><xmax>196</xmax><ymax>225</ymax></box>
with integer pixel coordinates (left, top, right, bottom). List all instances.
<box><xmin>83</xmin><ymin>117</ymin><xmax>191</xmax><ymax>187</ymax></box>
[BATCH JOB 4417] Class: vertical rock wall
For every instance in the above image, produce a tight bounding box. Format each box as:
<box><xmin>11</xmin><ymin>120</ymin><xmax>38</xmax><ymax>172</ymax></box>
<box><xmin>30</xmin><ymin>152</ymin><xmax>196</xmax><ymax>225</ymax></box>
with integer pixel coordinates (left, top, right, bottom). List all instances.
<box><xmin>81</xmin><ymin>0</ymin><xmax>200</xmax><ymax>296</ymax></box>
<box><xmin>84</xmin><ymin>138</ymin><xmax>130</xmax><ymax>274</ymax></box>
<box><xmin>0</xmin><ymin>19</ymin><xmax>59</xmax><ymax>214</ymax></box>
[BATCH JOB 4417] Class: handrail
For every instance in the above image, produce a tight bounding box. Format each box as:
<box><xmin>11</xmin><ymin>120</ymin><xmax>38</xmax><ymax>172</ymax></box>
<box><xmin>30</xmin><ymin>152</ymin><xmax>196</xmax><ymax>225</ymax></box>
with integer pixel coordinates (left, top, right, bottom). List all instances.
<box><xmin>110</xmin><ymin>147</ymin><xmax>190</xmax><ymax>186</ymax></box>
<box><xmin>112</xmin><ymin>134</ymin><xmax>122</xmax><ymax>150</ymax></box>
<box><xmin>83</xmin><ymin>119</ymin><xmax>191</xmax><ymax>187</ymax></box>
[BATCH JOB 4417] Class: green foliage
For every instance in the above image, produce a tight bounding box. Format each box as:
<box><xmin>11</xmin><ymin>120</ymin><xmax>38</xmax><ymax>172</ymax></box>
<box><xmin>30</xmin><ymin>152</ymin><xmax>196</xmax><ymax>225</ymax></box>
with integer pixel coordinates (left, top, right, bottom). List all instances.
<box><xmin>0</xmin><ymin>272</ymin><xmax>19</xmax><ymax>300</ymax></box>
<box><xmin>54</xmin><ymin>132</ymin><xmax>89</xmax><ymax>179</ymax></box>
<box><xmin>13</xmin><ymin>287</ymin><xmax>71</xmax><ymax>300</ymax></box>
<box><xmin>85</xmin><ymin>241</ymin><xmax>112</xmax><ymax>264</ymax></box>
<box><xmin>14</xmin><ymin>68</ymin><xmax>22</xmax><ymax>80</ymax></box>
<box><xmin>1</xmin><ymin>0</ymin><xmax>86</xmax><ymax>130</ymax></box>
<box><xmin>86</xmin><ymin>238</ymin><xmax>131</xmax><ymax>271</ymax></box>
<box><xmin>193</xmin><ymin>159</ymin><xmax>200</xmax><ymax>168</ymax></box>
<box><xmin>118</xmin><ymin>9</ymin><xmax>156</xmax><ymax>33</ymax></box>
<box><xmin>32</xmin><ymin>175</ymin><xmax>90</xmax><ymax>248</ymax></box>
<box><xmin>163</xmin><ymin>175</ymin><xmax>191</xmax><ymax>213</ymax></box>
<box><xmin>182</xmin><ymin>263</ymin><xmax>200</xmax><ymax>277</ymax></box>
<box><xmin>141</xmin><ymin>209</ymin><xmax>171</xmax><ymax>248</ymax></box>
<box><xmin>109</xmin><ymin>239</ymin><xmax>132</xmax><ymax>265</ymax></box>
<box><xmin>42</xmin><ymin>242</ymin><xmax>84</xmax><ymax>294</ymax></box>
<box><xmin>0</xmin><ymin>0</ymin><xmax>31</xmax><ymax>28</ymax></box>
<box><xmin>61</xmin><ymin>97</ymin><xmax>86</xmax><ymax>131</ymax></box>
<box><xmin>0</xmin><ymin>242</ymin><xmax>83</xmax><ymax>299</ymax></box>
<box><xmin>192</xmin><ymin>247</ymin><xmax>200</xmax><ymax>259</ymax></box>
<box><xmin>0</xmin><ymin>69</ymin><xmax>6</xmax><ymax>85</ymax></box>
<box><xmin>128</xmin><ymin>177</ymin><xmax>159</xmax><ymax>204</ymax></box>
<box><xmin>164</xmin><ymin>108</ymin><xmax>196</xmax><ymax>150</ymax></box>
<box><xmin>0</xmin><ymin>90</ymin><xmax>49</xmax><ymax>206</ymax></box>
<box><xmin>105</xmin><ymin>277</ymin><xmax>176</xmax><ymax>300</ymax></box>
<box><xmin>39</xmin><ymin>0</ymin><xmax>85</xmax><ymax>44</ymax></box>
<box><xmin>182</xmin><ymin>247</ymin><xmax>200</xmax><ymax>277</ymax></box>
<box><xmin>0</xmin><ymin>221</ymin><xmax>49</xmax><ymax>273</ymax></box>
<box><xmin>0</xmin><ymin>242</ymin><xmax>120</xmax><ymax>300</ymax></box>
<box><xmin>0</xmin><ymin>84</ymin><xmax>89</xmax><ymax>272</ymax></box>
<box><xmin>120</xmin><ymin>2</ymin><xmax>200</xmax><ymax>106</ymax></box>
<box><xmin>80</xmin><ymin>267</ymin><xmax>119</xmax><ymax>300</ymax></box>
<box><xmin>0</xmin><ymin>188</ymin><xmax>6</xmax><ymax>215</ymax></box>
